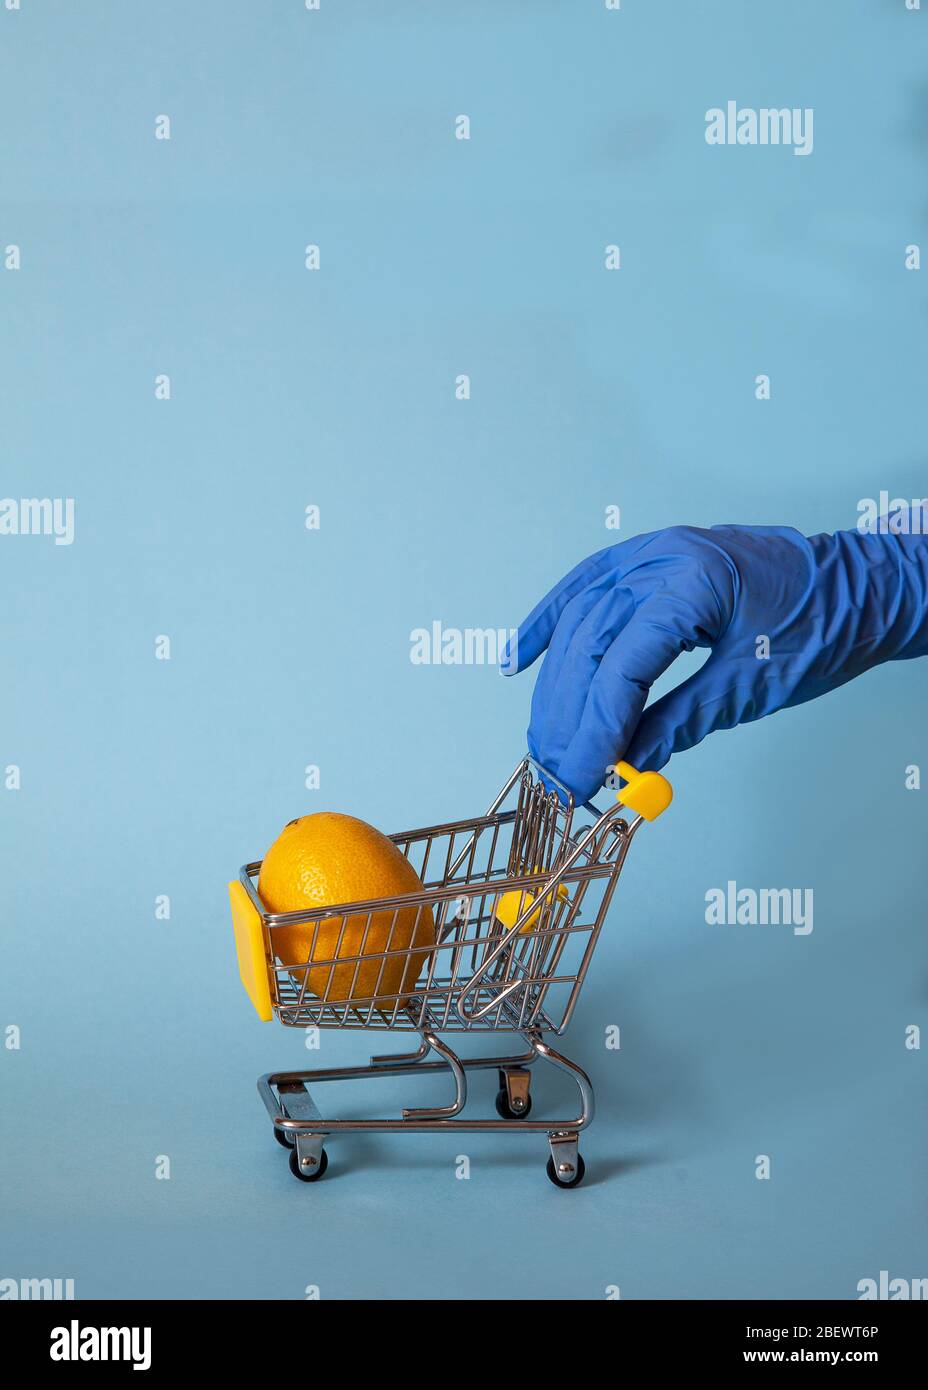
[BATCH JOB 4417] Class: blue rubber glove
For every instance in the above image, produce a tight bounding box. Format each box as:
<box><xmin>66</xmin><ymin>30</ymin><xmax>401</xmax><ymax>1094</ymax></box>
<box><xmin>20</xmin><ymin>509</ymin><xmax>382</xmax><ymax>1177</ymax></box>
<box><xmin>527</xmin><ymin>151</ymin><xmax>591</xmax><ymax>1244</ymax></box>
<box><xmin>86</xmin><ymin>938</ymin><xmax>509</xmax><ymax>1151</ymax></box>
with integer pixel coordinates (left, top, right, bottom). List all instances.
<box><xmin>502</xmin><ymin>514</ymin><xmax>928</xmax><ymax>803</ymax></box>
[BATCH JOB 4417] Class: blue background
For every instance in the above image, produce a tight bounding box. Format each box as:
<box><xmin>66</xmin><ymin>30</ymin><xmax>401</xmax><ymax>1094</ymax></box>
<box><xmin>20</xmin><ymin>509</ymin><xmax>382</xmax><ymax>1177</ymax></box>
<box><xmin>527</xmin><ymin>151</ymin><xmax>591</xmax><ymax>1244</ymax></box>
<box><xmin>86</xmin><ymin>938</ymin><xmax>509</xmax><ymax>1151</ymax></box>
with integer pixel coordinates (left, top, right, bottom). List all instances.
<box><xmin>1</xmin><ymin>0</ymin><xmax>926</xmax><ymax>1300</ymax></box>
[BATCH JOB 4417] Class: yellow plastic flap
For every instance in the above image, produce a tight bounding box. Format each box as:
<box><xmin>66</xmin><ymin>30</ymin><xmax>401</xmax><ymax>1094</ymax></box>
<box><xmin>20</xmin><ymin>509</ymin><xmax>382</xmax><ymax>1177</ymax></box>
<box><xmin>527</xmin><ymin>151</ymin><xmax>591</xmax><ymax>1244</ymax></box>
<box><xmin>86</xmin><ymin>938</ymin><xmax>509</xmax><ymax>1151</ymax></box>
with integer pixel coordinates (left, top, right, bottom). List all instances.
<box><xmin>615</xmin><ymin>761</ymin><xmax>673</xmax><ymax>821</ymax></box>
<box><xmin>494</xmin><ymin>882</ymin><xmax>569</xmax><ymax>934</ymax></box>
<box><xmin>229</xmin><ymin>880</ymin><xmax>272</xmax><ymax>1022</ymax></box>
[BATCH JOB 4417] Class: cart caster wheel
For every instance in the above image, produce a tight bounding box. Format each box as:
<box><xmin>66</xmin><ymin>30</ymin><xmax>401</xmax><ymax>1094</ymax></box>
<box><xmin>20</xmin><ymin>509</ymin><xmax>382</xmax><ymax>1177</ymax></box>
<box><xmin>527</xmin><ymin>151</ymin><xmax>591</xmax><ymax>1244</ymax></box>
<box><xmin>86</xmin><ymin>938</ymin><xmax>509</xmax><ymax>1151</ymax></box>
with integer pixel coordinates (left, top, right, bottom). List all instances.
<box><xmin>495</xmin><ymin>1088</ymin><xmax>532</xmax><ymax>1120</ymax></box>
<box><xmin>545</xmin><ymin>1152</ymin><xmax>585</xmax><ymax>1188</ymax></box>
<box><xmin>273</xmin><ymin>1126</ymin><xmax>294</xmax><ymax>1149</ymax></box>
<box><xmin>289</xmin><ymin>1147</ymin><xmax>328</xmax><ymax>1183</ymax></box>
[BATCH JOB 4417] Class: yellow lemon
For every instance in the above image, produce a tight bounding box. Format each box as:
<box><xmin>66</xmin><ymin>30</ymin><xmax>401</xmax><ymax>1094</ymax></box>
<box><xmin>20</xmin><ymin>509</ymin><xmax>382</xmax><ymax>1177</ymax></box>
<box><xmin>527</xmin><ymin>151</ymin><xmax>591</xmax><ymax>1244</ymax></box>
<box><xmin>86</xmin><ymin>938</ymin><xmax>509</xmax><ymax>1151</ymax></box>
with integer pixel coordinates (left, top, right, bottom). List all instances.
<box><xmin>257</xmin><ymin>813</ymin><xmax>435</xmax><ymax>1005</ymax></box>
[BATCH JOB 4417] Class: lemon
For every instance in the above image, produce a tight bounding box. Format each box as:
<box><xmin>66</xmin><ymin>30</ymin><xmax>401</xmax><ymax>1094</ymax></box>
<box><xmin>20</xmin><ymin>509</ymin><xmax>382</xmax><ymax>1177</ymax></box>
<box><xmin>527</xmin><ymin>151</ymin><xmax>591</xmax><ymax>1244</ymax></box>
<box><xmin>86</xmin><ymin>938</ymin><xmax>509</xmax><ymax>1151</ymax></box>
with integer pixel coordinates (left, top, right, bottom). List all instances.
<box><xmin>258</xmin><ymin>813</ymin><xmax>435</xmax><ymax>1005</ymax></box>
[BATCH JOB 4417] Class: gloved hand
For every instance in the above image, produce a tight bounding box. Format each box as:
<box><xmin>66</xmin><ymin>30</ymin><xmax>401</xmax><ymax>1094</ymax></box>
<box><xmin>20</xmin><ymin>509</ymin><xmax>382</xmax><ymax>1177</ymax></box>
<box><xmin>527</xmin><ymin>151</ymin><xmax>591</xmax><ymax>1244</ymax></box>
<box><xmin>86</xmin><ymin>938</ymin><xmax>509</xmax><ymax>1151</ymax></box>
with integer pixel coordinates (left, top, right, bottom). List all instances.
<box><xmin>502</xmin><ymin>514</ymin><xmax>928</xmax><ymax>803</ymax></box>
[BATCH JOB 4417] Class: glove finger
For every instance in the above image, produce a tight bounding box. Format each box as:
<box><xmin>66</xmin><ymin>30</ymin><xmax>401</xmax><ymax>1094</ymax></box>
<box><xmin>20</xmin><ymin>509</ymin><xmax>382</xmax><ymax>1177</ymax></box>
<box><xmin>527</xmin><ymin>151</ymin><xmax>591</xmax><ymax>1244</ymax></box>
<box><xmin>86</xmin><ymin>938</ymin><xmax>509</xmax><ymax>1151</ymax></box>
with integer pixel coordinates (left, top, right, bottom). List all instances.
<box><xmin>525</xmin><ymin>575</ymin><xmax>619</xmax><ymax>761</ymax></box>
<box><xmin>553</xmin><ymin>606</ymin><xmax>699</xmax><ymax>800</ymax></box>
<box><xmin>623</xmin><ymin>655</ymin><xmax>748</xmax><ymax>771</ymax></box>
<box><xmin>530</xmin><ymin>582</ymin><xmax>637</xmax><ymax>775</ymax></box>
<box><xmin>502</xmin><ymin>547</ymin><xmax>615</xmax><ymax>675</ymax></box>
<box><xmin>502</xmin><ymin>543</ymin><xmax>634</xmax><ymax>675</ymax></box>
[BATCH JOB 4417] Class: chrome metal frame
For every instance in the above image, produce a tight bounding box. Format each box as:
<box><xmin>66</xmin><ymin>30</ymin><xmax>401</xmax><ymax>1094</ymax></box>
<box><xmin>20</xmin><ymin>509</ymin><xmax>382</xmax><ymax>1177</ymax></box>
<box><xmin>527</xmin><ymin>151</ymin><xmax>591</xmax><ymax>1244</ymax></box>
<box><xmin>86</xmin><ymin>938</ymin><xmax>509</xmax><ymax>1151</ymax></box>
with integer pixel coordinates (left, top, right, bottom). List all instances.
<box><xmin>260</xmin><ymin>1027</ymin><xmax>593</xmax><ymax>1179</ymax></box>
<box><xmin>245</xmin><ymin>758</ymin><xmax>647</xmax><ymax>1184</ymax></box>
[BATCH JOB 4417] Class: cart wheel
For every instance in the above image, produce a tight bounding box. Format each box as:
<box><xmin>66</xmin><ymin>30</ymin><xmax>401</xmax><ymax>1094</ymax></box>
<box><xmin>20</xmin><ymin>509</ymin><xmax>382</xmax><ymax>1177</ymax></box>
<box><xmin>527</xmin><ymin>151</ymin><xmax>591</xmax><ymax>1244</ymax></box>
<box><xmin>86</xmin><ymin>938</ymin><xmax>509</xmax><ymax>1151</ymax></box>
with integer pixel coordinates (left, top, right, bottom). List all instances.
<box><xmin>545</xmin><ymin>1152</ymin><xmax>586</xmax><ymax>1189</ymax></box>
<box><xmin>289</xmin><ymin>1146</ymin><xmax>329</xmax><ymax>1183</ymax></box>
<box><xmin>273</xmin><ymin>1126</ymin><xmax>294</xmax><ymax>1149</ymax></box>
<box><xmin>495</xmin><ymin>1088</ymin><xmax>533</xmax><ymax>1120</ymax></box>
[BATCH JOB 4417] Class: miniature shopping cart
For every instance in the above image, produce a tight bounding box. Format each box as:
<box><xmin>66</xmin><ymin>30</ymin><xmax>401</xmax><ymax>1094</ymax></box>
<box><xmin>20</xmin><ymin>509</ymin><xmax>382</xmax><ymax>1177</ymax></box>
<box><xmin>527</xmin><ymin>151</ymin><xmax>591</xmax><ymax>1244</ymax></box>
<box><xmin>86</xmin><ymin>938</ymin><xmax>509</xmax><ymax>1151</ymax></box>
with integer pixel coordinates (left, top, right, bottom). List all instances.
<box><xmin>229</xmin><ymin>756</ymin><xmax>672</xmax><ymax>1188</ymax></box>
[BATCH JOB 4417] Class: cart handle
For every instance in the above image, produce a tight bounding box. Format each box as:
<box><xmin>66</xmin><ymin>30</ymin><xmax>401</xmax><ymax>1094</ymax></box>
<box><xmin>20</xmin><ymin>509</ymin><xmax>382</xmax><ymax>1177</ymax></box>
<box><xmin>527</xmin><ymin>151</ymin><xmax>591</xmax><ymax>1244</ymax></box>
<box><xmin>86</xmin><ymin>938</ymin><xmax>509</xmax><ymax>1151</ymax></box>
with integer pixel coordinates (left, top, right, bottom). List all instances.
<box><xmin>455</xmin><ymin>762</ymin><xmax>672</xmax><ymax>1022</ymax></box>
<box><xmin>614</xmin><ymin>761</ymin><xmax>673</xmax><ymax>821</ymax></box>
<box><xmin>455</xmin><ymin>803</ymin><xmax>627</xmax><ymax>1022</ymax></box>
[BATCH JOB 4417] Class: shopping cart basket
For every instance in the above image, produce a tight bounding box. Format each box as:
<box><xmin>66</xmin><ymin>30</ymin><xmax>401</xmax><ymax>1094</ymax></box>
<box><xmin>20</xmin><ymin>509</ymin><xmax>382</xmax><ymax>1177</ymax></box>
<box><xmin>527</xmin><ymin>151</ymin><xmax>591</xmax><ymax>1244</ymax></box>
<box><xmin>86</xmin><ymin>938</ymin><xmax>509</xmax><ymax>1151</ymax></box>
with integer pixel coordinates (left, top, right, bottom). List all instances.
<box><xmin>229</xmin><ymin>756</ymin><xmax>672</xmax><ymax>1188</ymax></box>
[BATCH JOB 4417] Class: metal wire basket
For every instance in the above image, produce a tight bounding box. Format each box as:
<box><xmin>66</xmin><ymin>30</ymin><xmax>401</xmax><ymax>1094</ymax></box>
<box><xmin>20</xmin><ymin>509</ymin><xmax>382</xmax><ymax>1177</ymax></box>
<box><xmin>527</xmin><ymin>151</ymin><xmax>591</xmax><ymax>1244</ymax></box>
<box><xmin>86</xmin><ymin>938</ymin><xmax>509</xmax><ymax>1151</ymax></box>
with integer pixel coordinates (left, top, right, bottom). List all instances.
<box><xmin>230</xmin><ymin>755</ymin><xmax>672</xmax><ymax>1187</ymax></box>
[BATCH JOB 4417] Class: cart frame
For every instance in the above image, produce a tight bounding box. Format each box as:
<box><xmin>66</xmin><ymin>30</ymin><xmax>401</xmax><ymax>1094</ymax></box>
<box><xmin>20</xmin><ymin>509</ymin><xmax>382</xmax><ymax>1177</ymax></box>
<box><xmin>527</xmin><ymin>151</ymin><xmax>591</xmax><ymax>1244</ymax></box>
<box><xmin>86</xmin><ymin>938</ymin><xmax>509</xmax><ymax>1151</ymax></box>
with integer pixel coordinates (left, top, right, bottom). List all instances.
<box><xmin>232</xmin><ymin>756</ymin><xmax>671</xmax><ymax>1186</ymax></box>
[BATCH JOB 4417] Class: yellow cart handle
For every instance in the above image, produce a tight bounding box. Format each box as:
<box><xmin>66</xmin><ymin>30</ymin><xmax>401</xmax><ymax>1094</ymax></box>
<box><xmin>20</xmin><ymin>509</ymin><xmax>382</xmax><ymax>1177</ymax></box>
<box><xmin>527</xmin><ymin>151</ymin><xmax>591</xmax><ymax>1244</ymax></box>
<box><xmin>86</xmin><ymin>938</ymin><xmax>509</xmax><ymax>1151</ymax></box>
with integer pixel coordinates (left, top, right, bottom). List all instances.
<box><xmin>614</xmin><ymin>761</ymin><xmax>673</xmax><ymax>821</ymax></box>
